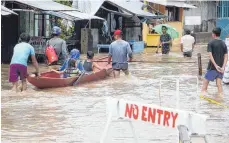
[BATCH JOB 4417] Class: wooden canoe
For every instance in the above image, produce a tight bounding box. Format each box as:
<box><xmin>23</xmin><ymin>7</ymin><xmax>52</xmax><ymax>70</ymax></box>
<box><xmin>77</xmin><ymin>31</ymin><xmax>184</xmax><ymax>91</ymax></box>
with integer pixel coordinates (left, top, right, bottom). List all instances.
<box><xmin>27</xmin><ymin>57</ymin><xmax>112</xmax><ymax>89</ymax></box>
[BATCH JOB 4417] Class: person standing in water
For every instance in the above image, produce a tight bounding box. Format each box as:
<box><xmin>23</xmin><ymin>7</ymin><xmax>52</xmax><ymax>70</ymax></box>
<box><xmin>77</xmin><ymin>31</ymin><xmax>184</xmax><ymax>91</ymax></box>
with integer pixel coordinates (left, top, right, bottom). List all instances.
<box><xmin>156</xmin><ymin>26</ymin><xmax>172</xmax><ymax>54</ymax></box>
<box><xmin>180</xmin><ymin>29</ymin><xmax>195</xmax><ymax>57</ymax></box>
<box><xmin>108</xmin><ymin>29</ymin><xmax>133</xmax><ymax>78</ymax></box>
<box><xmin>201</xmin><ymin>28</ymin><xmax>228</xmax><ymax>98</ymax></box>
<box><xmin>46</xmin><ymin>26</ymin><xmax>68</xmax><ymax>65</ymax></box>
<box><xmin>9</xmin><ymin>33</ymin><xmax>39</xmax><ymax>92</ymax></box>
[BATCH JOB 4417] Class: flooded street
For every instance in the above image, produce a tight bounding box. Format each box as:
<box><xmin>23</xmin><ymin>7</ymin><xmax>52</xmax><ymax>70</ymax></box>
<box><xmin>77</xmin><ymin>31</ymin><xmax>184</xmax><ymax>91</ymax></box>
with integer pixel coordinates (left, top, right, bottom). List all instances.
<box><xmin>1</xmin><ymin>45</ymin><xmax>229</xmax><ymax>143</ymax></box>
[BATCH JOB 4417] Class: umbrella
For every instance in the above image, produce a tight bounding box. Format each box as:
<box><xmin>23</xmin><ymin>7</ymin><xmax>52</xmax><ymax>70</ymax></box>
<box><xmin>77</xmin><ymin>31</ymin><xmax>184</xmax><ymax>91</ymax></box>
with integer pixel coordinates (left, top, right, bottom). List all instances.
<box><xmin>152</xmin><ymin>24</ymin><xmax>179</xmax><ymax>39</ymax></box>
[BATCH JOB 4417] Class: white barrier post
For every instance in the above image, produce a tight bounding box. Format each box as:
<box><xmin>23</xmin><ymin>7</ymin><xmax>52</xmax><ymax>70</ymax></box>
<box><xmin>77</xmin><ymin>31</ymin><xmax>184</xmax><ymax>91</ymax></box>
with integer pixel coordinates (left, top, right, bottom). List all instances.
<box><xmin>100</xmin><ymin>99</ymin><xmax>138</xmax><ymax>143</ymax></box>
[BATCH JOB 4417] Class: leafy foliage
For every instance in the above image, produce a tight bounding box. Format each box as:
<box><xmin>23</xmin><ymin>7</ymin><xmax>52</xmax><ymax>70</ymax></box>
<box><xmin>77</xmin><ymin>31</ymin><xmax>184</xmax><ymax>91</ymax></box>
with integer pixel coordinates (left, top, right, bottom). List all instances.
<box><xmin>54</xmin><ymin>0</ymin><xmax>74</xmax><ymax>40</ymax></box>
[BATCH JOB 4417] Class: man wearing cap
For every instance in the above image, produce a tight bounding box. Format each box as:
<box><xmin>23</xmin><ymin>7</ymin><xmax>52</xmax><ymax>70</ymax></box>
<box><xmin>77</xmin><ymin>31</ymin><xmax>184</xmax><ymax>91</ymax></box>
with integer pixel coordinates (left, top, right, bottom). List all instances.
<box><xmin>108</xmin><ymin>29</ymin><xmax>133</xmax><ymax>78</ymax></box>
<box><xmin>46</xmin><ymin>26</ymin><xmax>68</xmax><ymax>65</ymax></box>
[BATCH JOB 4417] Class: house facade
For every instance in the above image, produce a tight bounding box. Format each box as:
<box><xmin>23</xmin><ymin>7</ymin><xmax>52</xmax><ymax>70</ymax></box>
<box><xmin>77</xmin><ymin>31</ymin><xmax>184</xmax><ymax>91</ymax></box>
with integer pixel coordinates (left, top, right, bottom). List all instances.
<box><xmin>183</xmin><ymin>1</ymin><xmax>216</xmax><ymax>33</ymax></box>
<box><xmin>143</xmin><ymin>0</ymin><xmax>196</xmax><ymax>47</ymax></box>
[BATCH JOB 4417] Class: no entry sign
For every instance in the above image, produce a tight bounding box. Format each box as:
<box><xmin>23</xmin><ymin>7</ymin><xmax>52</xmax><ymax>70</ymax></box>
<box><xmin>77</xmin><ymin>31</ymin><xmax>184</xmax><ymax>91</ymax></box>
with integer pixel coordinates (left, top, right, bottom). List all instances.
<box><xmin>104</xmin><ymin>98</ymin><xmax>208</xmax><ymax>140</ymax></box>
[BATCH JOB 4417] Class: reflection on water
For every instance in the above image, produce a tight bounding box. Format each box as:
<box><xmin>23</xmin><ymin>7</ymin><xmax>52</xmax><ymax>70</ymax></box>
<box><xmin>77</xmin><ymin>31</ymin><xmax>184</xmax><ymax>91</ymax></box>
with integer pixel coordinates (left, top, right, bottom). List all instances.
<box><xmin>1</xmin><ymin>45</ymin><xmax>229</xmax><ymax>143</ymax></box>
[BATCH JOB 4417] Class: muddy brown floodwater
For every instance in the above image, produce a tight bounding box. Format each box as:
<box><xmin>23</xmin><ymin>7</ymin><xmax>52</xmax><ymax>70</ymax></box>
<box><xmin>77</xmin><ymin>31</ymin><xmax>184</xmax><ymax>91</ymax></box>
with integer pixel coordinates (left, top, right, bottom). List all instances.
<box><xmin>1</xmin><ymin>44</ymin><xmax>229</xmax><ymax>143</ymax></box>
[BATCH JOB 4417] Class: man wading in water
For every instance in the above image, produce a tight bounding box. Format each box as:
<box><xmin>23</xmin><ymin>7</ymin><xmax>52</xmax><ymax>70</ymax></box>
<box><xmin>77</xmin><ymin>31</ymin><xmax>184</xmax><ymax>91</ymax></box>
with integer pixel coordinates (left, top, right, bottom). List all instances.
<box><xmin>108</xmin><ymin>30</ymin><xmax>133</xmax><ymax>78</ymax></box>
<box><xmin>46</xmin><ymin>26</ymin><xmax>68</xmax><ymax>66</ymax></box>
<box><xmin>156</xmin><ymin>26</ymin><xmax>172</xmax><ymax>54</ymax></box>
<box><xmin>201</xmin><ymin>28</ymin><xmax>228</xmax><ymax>98</ymax></box>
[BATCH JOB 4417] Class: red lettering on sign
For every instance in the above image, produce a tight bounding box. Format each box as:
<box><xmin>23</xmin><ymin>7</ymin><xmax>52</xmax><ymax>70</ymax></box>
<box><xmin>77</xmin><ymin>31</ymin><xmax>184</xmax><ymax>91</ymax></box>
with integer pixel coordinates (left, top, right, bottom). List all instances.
<box><xmin>125</xmin><ymin>103</ymin><xmax>133</xmax><ymax>118</ymax></box>
<box><xmin>157</xmin><ymin>109</ymin><xmax>163</xmax><ymax>125</ymax></box>
<box><xmin>133</xmin><ymin>104</ymin><xmax>139</xmax><ymax>120</ymax></box>
<box><xmin>124</xmin><ymin>103</ymin><xmax>139</xmax><ymax>120</ymax></box>
<box><xmin>141</xmin><ymin>106</ymin><xmax>147</xmax><ymax>122</ymax></box>
<box><xmin>148</xmin><ymin>107</ymin><xmax>156</xmax><ymax>124</ymax></box>
<box><xmin>171</xmin><ymin>112</ymin><xmax>178</xmax><ymax>128</ymax></box>
<box><xmin>163</xmin><ymin>110</ymin><xmax>171</xmax><ymax>127</ymax></box>
<box><xmin>125</xmin><ymin>103</ymin><xmax>178</xmax><ymax>128</ymax></box>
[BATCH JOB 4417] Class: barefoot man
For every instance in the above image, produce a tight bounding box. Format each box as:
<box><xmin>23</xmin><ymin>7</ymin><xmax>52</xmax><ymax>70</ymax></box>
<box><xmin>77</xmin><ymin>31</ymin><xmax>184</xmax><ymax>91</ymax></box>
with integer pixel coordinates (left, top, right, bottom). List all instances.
<box><xmin>201</xmin><ymin>28</ymin><xmax>228</xmax><ymax>98</ymax></box>
<box><xmin>108</xmin><ymin>30</ymin><xmax>133</xmax><ymax>78</ymax></box>
<box><xmin>9</xmin><ymin>33</ymin><xmax>39</xmax><ymax>92</ymax></box>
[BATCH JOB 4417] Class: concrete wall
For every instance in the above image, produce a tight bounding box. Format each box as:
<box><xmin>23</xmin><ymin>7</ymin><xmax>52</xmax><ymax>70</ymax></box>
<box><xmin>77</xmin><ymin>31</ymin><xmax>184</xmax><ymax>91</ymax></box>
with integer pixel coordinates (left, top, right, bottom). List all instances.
<box><xmin>184</xmin><ymin>1</ymin><xmax>216</xmax><ymax>32</ymax></box>
<box><xmin>193</xmin><ymin>32</ymin><xmax>212</xmax><ymax>44</ymax></box>
<box><xmin>142</xmin><ymin>23</ymin><xmax>149</xmax><ymax>43</ymax></box>
<box><xmin>124</xmin><ymin>27</ymin><xmax>142</xmax><ymax>42</ymax></box>
<box><xmin>91</xmin><ymin>28</ymin><xmax>99</xmax><ymax>48</ymax></box>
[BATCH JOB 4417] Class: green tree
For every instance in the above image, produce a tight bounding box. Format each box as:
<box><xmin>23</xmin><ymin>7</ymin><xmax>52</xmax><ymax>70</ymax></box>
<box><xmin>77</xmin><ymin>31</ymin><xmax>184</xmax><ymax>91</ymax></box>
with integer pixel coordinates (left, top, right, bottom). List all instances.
<box><xmin>54</xmin><ymin>0</ymin><xmax>74</xmax><ymax>40</ymax></box>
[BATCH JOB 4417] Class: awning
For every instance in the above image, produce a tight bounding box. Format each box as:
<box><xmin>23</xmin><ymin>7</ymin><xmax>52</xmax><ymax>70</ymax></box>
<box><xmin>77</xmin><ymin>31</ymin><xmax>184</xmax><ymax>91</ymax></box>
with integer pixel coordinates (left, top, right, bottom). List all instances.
<box><xmin>44</xmin><ymin>11</ymin><xmax>81</xmax><ymax>21</ymax></box>
<box><xmin>106</xmin><ymin>0</ymin><xmax>166</xmax><ymax>19</ymax></box>
<box><xmin>146</xmin><ymin>0</ymin><xmax>197</xmax><ymax>8</ymax></box>
<box><xmin>62</xmin><ymin>11</ymin><xmax>105</xmax><ymax>21</ymax></box>
<box><xmin>1</xmin><ymin>5</ymin><xmax>18</xmax><ymax>16</ymax></box>
<box><xmin>14</xmin><ymin>0</ymin><xmax>78</xmax><ymax>11</ymax></box>
<box><xmin>13</xmin><ymin>0</ymin><xmax>104</xmax><ymax>20</ymax></box>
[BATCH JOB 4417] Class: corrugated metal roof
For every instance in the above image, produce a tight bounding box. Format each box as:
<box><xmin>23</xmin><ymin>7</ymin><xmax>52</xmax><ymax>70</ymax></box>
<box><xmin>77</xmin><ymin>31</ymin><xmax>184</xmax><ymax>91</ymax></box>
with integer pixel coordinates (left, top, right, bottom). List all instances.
<box><xmin>146</xmin><ymin>0</ymin><xmax>197</xmax><ymax>8</ymax></box>
<box><xmin>1</xmin><ymin>5</ymin><xmax>18</xmax><ymax>16</ymax></box>
<box><xmin>62</xmin><ymin>11</ymin><xmax>105</xmax><ymax>20</ymax></box>
<box><xmin>72</xmin><ymin>0</ymin><xmax>165</xmax><ymax>19</ymax></box>
<box><xmin>107</xmin><ymin>0</ymin><xmax>165</xmax><ymax>19</ymax></box>
<box><xmin>74</xmin><ymin>0</ymin><xmax>105</xmax><ymax>16</ymax></box>
<box><xmin>14</xmin><ymin>0</ymin><xmax>79</xmax><ymax>11</ymax></box>
<box><xmin>13</xmin><ymin>0</ymin><xmax>104</xmax><ymax>20</ymax></box>
<box><xmin>44</xmin><ymin>11</ymin><xmax>80</xmax><ymax>21</ymax></box>
<box><xmin>166</xmin><ymin>1</ymin><xmax>197</xmax><ymax>8</ymax></box>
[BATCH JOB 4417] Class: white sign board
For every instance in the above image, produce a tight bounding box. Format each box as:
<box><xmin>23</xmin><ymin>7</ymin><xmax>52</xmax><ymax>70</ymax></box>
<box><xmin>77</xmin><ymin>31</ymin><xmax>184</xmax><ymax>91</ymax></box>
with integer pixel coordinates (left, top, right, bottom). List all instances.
<box><xmin>185</xmin><ymin>16</ymin><xmax>201</xmax><ymax>25</ymax></box>
<box><xmin>106</xmin><ymin>98</ymin><xmax>208</xmax><ymax>135</ymax></box>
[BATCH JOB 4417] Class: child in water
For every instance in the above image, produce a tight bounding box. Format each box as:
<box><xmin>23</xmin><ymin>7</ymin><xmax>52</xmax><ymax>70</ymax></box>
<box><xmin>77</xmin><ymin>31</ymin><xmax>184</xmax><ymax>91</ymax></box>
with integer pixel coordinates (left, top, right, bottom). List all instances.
<box><xmin>52</xmin><ymin>58</ymin><xmax>81</xmax><ymax>78</ymax></box>
<box><xmin>83</xmin><ymin>51</ymin><xmax>103</xmax><ymax>73</ymax></box>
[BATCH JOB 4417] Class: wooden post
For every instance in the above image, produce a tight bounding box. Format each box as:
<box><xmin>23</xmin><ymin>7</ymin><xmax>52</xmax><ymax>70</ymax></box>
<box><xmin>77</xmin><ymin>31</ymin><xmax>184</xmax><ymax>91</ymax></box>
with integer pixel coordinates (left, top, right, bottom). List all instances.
<box><xmin>197</xmin><ymin>53</ymin><xmax>202</xmax><ymax>76</ymax></box>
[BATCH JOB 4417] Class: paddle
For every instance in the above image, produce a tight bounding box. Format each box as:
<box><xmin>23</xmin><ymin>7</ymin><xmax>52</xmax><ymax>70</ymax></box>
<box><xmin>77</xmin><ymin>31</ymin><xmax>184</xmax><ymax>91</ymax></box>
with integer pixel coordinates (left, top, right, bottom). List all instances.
<box><xmin>72</xmin><ymin>71</ymin><xmax>86</xmax><ymax>86</ymax></box>
<box><xmin>200</xmin><ymin>95</ymin><xmax>229</xmax><ymax>108</ymax></box>
<box><xmin>92</xmin><ymin>60</ymin><xmax>196</xmax><ymax>64</ymax></box>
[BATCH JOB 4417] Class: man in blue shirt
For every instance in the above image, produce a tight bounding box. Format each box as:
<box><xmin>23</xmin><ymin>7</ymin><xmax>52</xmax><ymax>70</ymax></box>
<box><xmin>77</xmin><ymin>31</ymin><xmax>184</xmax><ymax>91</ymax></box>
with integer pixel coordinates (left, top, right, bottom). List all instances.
<box><xmin>108</xmin><ymin>30</ymin><xmax>133</xmax><ymax>78</ymax></box>
<box><xmin>9</xmin><ymin>33</ymin><xmax>39</xmax><ymax>92</ymax></box>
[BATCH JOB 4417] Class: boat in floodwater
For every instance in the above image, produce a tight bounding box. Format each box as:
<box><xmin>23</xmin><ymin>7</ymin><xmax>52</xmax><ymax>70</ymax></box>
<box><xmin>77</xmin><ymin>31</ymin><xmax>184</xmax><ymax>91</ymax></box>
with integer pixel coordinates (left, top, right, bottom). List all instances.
<box><xmin>27</xmin><ymin>57</ymin><xmax>112</xmax><ymax>89</ymax></box>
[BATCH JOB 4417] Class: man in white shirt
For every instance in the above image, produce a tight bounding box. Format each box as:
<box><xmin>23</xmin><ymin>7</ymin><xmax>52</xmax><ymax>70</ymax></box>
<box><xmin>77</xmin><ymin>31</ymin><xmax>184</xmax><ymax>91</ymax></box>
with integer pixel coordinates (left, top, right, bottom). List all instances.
<box><xmin>180</xmin><ymin>30</ymin><xmax>195</xmax><ymax>57</ymax></box>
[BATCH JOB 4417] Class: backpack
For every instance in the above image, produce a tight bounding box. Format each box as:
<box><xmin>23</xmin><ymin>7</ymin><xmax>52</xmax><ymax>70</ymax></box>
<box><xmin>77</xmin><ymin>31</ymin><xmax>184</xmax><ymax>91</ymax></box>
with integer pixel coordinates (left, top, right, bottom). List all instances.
<box><xmin>45</xmin><ymin>41</ymin><xmax>58</xmax><ymax>65</ymax></box>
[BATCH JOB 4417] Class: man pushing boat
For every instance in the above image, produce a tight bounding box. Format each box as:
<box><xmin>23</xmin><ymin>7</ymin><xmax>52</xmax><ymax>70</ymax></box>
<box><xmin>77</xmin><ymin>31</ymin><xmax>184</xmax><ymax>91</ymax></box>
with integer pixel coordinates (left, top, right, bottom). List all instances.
<box><xmin>108</xmin><ymin>30</ymin><xmax>133</xmax><ymax>78</ymax></box>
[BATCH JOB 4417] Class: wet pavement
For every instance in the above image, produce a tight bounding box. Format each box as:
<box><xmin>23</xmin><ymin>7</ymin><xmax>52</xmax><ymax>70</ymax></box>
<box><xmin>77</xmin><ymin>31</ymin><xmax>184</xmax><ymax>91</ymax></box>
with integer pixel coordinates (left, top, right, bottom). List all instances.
<box><xmin>1</xmin><ymin>44</ymin><xmax>229</xmax><ymax>143</ymax></box>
